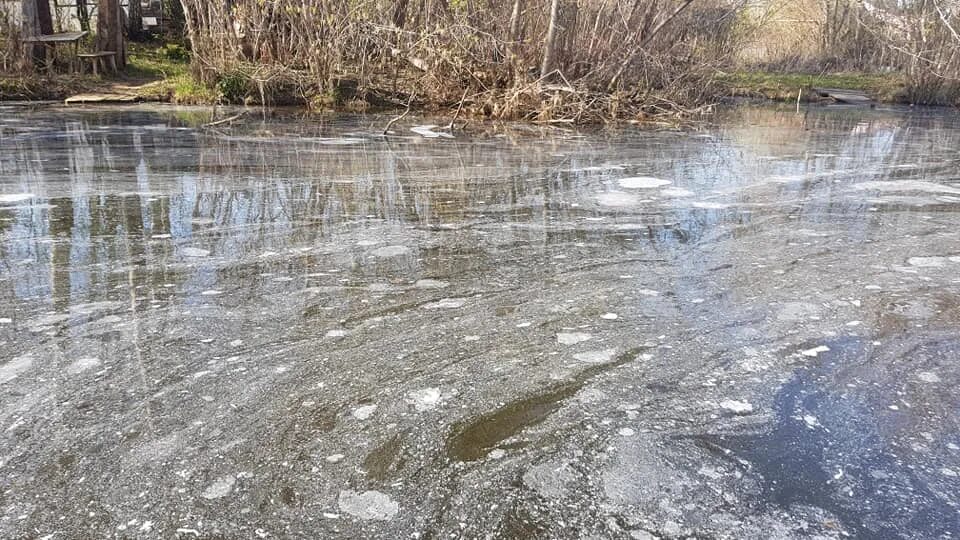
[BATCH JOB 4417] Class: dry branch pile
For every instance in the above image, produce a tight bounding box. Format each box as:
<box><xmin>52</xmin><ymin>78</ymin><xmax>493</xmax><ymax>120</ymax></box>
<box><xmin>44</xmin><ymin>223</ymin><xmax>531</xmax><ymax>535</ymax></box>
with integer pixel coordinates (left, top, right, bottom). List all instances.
<box><xmin>176</xmin><ymin>0</ymin><xmax>740</xmax><ymax>120</ymax></box>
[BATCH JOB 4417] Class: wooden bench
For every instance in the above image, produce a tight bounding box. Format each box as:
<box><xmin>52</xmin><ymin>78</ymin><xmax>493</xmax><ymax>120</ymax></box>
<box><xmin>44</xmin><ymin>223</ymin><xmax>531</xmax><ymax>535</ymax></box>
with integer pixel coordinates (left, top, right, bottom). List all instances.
<box><xmin>78</xmin><ymin>51</ymin><xmax>117</xmax><ymax>75</ymax></box>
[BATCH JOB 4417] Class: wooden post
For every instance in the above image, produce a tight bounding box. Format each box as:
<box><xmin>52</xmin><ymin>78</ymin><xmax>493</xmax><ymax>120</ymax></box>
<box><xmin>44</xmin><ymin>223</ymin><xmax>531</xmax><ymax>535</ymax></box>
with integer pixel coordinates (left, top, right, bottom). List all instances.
<box><xmin>96</xmin><ymin>0</ymin><xmax>126</xmax><ymax>67</ymax></box>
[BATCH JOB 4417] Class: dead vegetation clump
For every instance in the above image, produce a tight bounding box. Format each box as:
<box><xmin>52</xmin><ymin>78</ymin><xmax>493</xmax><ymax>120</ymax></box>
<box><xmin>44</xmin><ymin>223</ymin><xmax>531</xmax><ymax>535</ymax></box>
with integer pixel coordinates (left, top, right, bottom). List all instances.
<box><xmin>176</xmin><ymin>0</ymin><xmax>741</xmax><ymax>121</ymax></box>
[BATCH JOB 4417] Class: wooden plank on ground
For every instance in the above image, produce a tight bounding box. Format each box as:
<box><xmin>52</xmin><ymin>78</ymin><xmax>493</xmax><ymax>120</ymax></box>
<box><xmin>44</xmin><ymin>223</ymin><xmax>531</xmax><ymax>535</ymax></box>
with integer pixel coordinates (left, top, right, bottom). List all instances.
<box><xmin>65</xmin><ymin>93</ymin><xmax>139</xmax><ymax>104</ymax></box>
<box><xmin>812</xmin><ymin>87</ymin><xmax>873</xmax><ymax>104</ymax></box>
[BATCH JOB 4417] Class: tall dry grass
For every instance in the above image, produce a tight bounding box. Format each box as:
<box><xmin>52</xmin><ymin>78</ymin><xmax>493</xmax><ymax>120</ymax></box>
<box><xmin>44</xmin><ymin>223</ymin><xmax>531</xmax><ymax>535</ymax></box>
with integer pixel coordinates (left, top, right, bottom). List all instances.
<box><xmin>176</xmin><ymin>0</ymin><xmax>741</xmax><ymax>120</ymax></box>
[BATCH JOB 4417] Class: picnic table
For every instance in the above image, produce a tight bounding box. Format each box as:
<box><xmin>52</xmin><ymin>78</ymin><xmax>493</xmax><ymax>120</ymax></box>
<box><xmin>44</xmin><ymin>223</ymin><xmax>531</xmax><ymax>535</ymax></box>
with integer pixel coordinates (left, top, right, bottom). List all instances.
<box><xmin>21</xmin><ymin>31</ymin><xmax>89</xmax><ymax>73</ymax></box>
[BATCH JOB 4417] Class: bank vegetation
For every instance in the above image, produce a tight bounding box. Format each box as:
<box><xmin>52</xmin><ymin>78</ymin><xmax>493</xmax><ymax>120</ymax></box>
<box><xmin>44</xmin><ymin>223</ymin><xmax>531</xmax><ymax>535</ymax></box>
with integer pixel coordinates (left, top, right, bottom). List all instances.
<box><xmin>2</xmin><ymin>0</ymin><xmax>960</xmax><ymax>116</ymax></box>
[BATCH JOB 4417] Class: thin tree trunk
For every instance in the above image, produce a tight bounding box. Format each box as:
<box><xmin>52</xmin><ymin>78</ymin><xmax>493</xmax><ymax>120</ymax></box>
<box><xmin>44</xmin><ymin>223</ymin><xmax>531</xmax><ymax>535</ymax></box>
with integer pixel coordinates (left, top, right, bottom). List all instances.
<box><xmin>393</xmin><ymin>0</ymin><xmax>410</xmax><ymax>29</ymax></box>
<box><xmin>540</xmin><ymin>0</ymin><xmax>562</xmax><ymax>78</ymax></box>
<box><xmin>509</xmin><ymin>0</ymin><xmax>524</xmax><ymax>42</ymax></box>
<box><xmin>508</xmin><ymin>0</ymin><xmax>524</xmax><ymax>68</ymax></box>
<box><xmin>76</xmin><ymin>0</ymin><xmax>90</xmax><ymax>32</ymax></box>
<box><xmin>129</xmin><ymin>0</ymin><xmax>143</xmax><ymax>41</ymax></box>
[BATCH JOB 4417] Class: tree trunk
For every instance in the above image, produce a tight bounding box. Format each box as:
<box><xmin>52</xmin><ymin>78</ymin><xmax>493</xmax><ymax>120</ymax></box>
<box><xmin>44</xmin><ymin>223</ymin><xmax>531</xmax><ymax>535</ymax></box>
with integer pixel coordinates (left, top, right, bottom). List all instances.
<box><xmin>507</xmin><ymin>0</ymin><xmax>524</xmax><ymax>71</ymax></box>
<box><xmin>129</xmin><ymin>0</ymin><xmax>143</xmax><ymax>41</ymax></box>
<box><xmin>509</xmin><ymin>0</ymin><xmax>524</xmax><ymax>43</ymax></box>
<box><xmin>97</xmin><ymin>0</ymin><xmax>126</xmax><ymax>67</ymax></box>
<box><xmin>540</xmin><ymin>0</ymin><xmax>561</xmax><ymax>78</ymax></box>
<box><xmin>21</xmin><ymin>0</ymin><xmax>42</xmax><ymax>65</ymax></box>
<box><xmin>37</xmin><ymin>0</ymin><xmax>53</xmax><ymax>35</ymax></box>
<box><xmin>76</xmin><ymin>0</ymin><xmax>90</xmax><ymax>32</ymax></box>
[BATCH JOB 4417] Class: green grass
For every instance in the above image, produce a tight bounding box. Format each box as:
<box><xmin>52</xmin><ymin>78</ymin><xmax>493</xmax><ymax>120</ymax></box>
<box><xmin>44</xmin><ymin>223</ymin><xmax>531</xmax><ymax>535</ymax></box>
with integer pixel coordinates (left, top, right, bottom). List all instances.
<box><xmin>720</xmin><ymin>71</ymin><xmax>907</xmax><ymax>103</ymax></box>
<box><xmin>125</xmin><ymin>43</ymin><xmax>218</xmax><ymax>104</ymax></box>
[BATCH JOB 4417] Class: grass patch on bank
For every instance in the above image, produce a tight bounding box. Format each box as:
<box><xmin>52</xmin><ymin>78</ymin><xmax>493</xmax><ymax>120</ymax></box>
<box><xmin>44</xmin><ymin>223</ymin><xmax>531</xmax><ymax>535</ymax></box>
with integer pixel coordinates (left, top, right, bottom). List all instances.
<box><xmin>126</xmin><ymin>42</ymin><xmax>217</xmax><ymax>104</ymax></box>
<box><xmin>720</xmin><ymin>71</ymin><xmax>907</xmax><ymax>103</ymax></box>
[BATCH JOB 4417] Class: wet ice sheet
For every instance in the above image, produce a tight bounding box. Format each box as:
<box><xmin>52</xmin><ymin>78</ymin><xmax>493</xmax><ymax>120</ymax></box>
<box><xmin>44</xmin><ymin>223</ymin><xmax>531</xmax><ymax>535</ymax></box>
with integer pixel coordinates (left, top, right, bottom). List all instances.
<box><xmin>2</xmin><ymin>103</ymin><xmax>960</xmax><ymax>539</ymax></box>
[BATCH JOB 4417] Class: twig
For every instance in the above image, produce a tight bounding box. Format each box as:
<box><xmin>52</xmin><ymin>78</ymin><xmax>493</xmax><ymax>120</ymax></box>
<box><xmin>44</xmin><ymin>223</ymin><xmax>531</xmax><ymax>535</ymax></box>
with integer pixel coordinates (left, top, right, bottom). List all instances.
<box><xmin>383</xmin><ymin>93</ymin><xmax>414</xmax><ymax>135</ymax></box>
<box><xmin>447</xmin><ymin>88</ymin><xmax>468</xmax><ymax>131</ymax></box>
<box><xmin>202</xmin><ymin>111</ymin><xmax>246</xmax><ymax>128</ymax></box>
<box><xmin>796</xmin><ymin>87</ymin><xmax>802</xmax><ymax>114</ymax></box>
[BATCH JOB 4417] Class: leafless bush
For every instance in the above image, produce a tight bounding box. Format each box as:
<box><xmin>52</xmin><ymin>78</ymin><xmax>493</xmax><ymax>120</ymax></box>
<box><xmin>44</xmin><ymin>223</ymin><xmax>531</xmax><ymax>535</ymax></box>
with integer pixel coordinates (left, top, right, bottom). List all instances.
<box><xmin>176</xmin><ymin>0</ymin><xmax>741</xmax><ymax>119</ymax></box>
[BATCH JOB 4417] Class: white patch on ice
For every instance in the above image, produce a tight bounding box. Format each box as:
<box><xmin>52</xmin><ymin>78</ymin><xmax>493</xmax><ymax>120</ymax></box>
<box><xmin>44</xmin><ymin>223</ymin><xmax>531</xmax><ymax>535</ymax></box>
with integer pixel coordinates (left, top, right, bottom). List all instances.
<box><xmin>516</xmin><ymin>322</ymin><xmax>532</xmax><ymax>328</ymax></box>
<box><xmin>941</xmin><ymin>467</ymin><xmax>958</xmax><ymax>477</ymax></box>
<box><xmin>352</xmin><ymin>405</ymin><xmax>378</xmax><ymax>420</ymax></box>
<box><xmin>719</xmin><ymin>399</ymin><xmax>754</xmax><ymax>415</ymax></box>
<box><xmin>803</xmin><ymin>415</ymin><xmax>821</xmax><ymax>429</ymax></box>
<box><xmin>200</xmin><ymin>290</ymin><xmax>222</xmax><ymax>296</ymax></box>
<box><xmin>488</xmin><ymin>449</ymin><xmax>507</xmax><ymax>459</ymax></box>
<box><xmin>0</xmin><ymin>193</ymin><xmax>34</xmax><ymax>204</ymax></box>
<box><xmin>410</xmin><ymin>125</ymin><xmax>454</xmax><ymax>138</ymax></box>
<box><xmin>201</xmin><ymin>475</ymin><xmax>236</xmax><ymax>499</ymax></box>
<box><xmin>371</xmin><ymin>245</ymin><xmax>412</xmax><ymax>258</ymax></box>
<box><xmin>557</xmin><ymin>332</ymin><xmax>593</xmax><ymax>345</ymax></box>
<box><xmin>917</xmin><ymin>371</ymin><xmax>942</xmax><ymax>383</ymax></box>
<box><xmin>596</xmin><ymin>191</ymin><xmax>640</xmax><ymax>207</ymax></box>
<box><xmin>618</xmin><ymin>427</ymin><xmax>636</xmax><ymax>437</ymax></box>
<box><xmin>601</xmin><ymin>313</ymin><xmax>619</xmax><ymax>320</ymax></box>
<box><xmin>326</xmin><ymin>454</ymin><xmax>345</xmax><ymax>463</ymax></box>
<box><xmin>463</xmin><ymin>335</ymin><xmax>480</xmax><ymax>341</ymax></box>
<box><xmin>574</xmin><ymin>349</ymin><xmax>616</xmax><ymax>364</ymax></box>
<box><xmin>691</xmin><ymin>201</ymin><xmax>728</xmax><ymax>209</ymax></box>
<box><xmin>908</xmin><ymin>256</ymin><xmax>948</xmax><ymax>267</ymax></box>
<box><xmin>326</xmin><ymin>329</ymin><xmax>348</xmax><ymax>338</ymax></box>
<box><xmin>414</xmin><ymin>279</ymin><xmax>449</xmax><ymax>289</ymax></box>
<box><xmin>618</xmin><ymin>177</ymin><xmax>671</xmax><ymax>189</ymax></box>
<box><xmin>229</xmin><ymin>339</ymin><xmax>243</xmax><ymax>347</ymax></box>
<box><xmin>66</xmin><ymin>357</ymin><xmax>101</xmax><ymax>375</ymax></box>
<box><xmin>852</xmin><ymin>180</ymin><xmax>960</xmax><ymax>195</ymax></box>
<box><xmin>801</xmin><ymin>345</ymin><xmax>830</xmax><ymax>357</ymax></box>
<box><xmin>637</xmin><ymin>289</ymin><xmax>660</xmax><ymax>296</ymax></box>
<box><xmin>182</xmin><ymin>247</ymin><xmax>210</xmax><ymax>258</ymax></box>
<box><xmin>0</xmin><ymin>355</ymin><xmax>32</xmax><ymax>384</ymax></box>
<box><xmin>337</xmin><ymin>490</ymin><xmax>400</xmax><ymax>521</ymax></box>
<box><xmin>423</xmin><ymin>298</ymin><xmax>466</xmax><ymax>309</ymax></box>
<box><xmin>698</xmin><ymin>465</ymin><xmax>724</xmax><ymax>479</ymax></box>
<box><xmin>661</xmin><ymin>188</ymin><xmax>695</xmax><ymax>198</ymax></box>
<box><xmin>406</xmin><ymin>388</ymin><xmax>442</xmax><ymax>411</ymax></box>
<box><xmin>0</xmin><ymin>318</ymin><xmax>11</xmax><ymax>324</ymax></box>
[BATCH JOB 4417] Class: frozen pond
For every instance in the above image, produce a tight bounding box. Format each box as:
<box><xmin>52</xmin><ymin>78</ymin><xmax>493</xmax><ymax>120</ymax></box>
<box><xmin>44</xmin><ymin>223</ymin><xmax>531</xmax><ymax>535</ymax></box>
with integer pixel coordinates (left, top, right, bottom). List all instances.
<box><xmin>1</xmin><ymin>103</ymin><xmax>959</xmax><ymax>539</ymax></box>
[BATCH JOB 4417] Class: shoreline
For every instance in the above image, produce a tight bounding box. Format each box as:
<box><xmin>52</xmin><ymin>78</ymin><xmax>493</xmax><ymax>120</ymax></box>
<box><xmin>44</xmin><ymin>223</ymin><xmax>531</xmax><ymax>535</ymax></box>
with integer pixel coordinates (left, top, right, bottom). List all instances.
<box><xmin>1</xmin><ymin>69</ymin><xmax>946</xmax><ymax>120</ymax></box>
